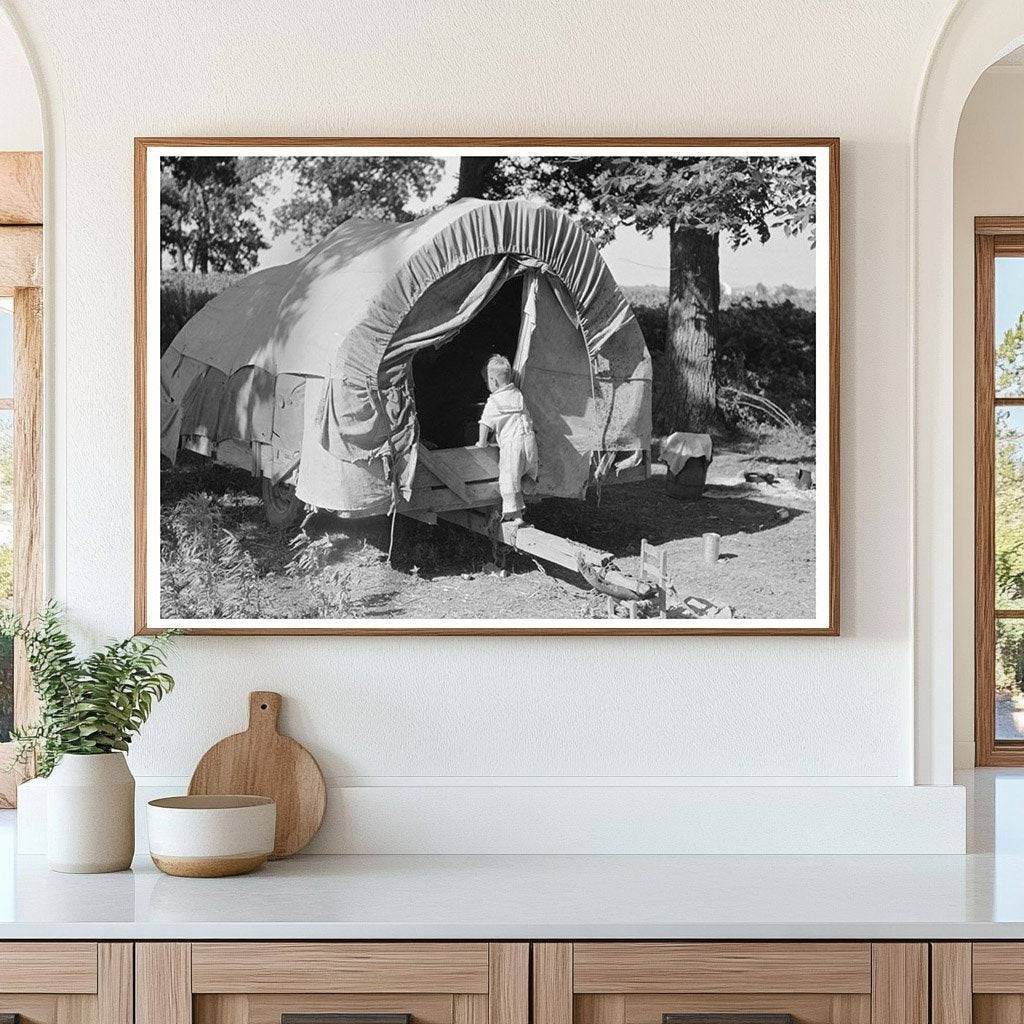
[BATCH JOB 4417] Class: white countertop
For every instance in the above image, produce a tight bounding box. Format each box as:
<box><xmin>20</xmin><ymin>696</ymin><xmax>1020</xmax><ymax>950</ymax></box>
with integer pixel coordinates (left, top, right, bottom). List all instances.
<box><xmin>1</xmin><ymin>849</ymin><xmax>1023</xmax><ymax>940</ymax></box>
<box><xmin>0</xmin><ymin>769</ymin><xmax>1021</xmax><ymax>941</ymax></box>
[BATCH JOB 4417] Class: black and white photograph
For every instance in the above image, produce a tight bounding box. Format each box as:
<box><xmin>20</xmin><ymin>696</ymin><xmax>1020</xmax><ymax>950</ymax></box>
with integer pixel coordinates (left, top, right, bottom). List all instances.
<box><xmin>138</xmin><ymin>140</ymin><xmax>838</xmax><ymax>634</ymax></box>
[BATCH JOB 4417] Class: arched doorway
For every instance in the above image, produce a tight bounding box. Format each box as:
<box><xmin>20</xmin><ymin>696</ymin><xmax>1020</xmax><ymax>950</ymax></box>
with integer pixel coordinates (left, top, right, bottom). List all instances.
<box><xmin>913</xmin><ymin>0</ymin><xmax>1024</xmax><ymax>785</ymax></box>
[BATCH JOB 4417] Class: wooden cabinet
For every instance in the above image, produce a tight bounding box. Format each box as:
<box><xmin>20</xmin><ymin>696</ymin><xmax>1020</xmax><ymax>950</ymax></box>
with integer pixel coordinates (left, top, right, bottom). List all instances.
<box><xmin>931</xmin><ymin>943</ymin><xmax>1024</xmax><ymax>1024</ymax></box>
<box><xmin>0</xmin><ymin>942</ymin><xmax>132</xmax><ymax>1024</ymax></box>
<box><xmin>0</xmin><ymin>938</ymin><xmax>942</xmax><ymax>1024</ymax></box>
<box><xmin>136</xmin><ymin>943</ymin><xmax>528</xmax><ymax>1024</ymax></box>
<box><xmin>532</xmin><ymin>944</ymin><xmax>928</xmax><ymax>1024</ymax></box>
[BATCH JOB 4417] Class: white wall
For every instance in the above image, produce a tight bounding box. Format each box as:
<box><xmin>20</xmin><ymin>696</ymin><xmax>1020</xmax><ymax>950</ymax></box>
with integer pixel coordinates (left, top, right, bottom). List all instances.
<box><xmin>952</xmin><ymin>64</ymin><xmax>1024</xmax><ymax>768</ymax></box>
<box><xmin>0</xmin><ymin>0</ymin><xmax>972</xmax><ymax>851</ymax></box>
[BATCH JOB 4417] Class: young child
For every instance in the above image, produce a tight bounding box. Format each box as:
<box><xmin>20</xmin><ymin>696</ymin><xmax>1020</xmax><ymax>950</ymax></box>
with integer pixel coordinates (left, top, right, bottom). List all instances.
<box><xmin>476</xmin><ymin>354</ymin><xmax>539</xmax><ymax>525</ymax></box>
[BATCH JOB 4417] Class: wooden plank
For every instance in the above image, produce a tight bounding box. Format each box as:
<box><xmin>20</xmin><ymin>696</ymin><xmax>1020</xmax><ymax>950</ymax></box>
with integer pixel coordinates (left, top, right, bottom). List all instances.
<box><xmin>192</xmin><ymin>942</ymin><xmax>489</xmax><ymax>994</ymax></box>
<box><xmin>136</xmin><ymin>943</ymin><xmax>192</xmax><ymax>1024</ymax></box>
<box><xmin>623</xmin><ymin>994</ymin><xmax>836</xmax><ymax>1024</ymax></box>
<box><xmin>976</xmin><ymin>229</ymin><xmax>999</xmax><ymax>766</ymax></box>
<box><xmin>534</xmin><ymin>944</ymin><xmax>573</xmax><ymax>1024</ymax></box>
<box><xmin>576</xmin><ymin>996</ymin><xmax>625</xmax><ymax>1024</ymax></box>
<box><xmin>98</xmin><ymin>944</ymin><xmax>133</xmax><ymax>1024</ymax></box>
<box><xmin>573</xmin><ymin>943</ymin><xmax>872</xmax><ymax>994</ymax></box>
<box><xmin>438</xmin><ymin>508</ymin><xmax>648</xmax><ymax>596</ymax></box>
<box><xmin>0</xmin><ymin>943</ymin><xmax>97</xmax><ymax>993</ymax></box>
<box><xmin>194</xmin><ymin>995</ymin><xmax>248</xmax><ymax>1024</ymax></box>
<box><xmin>489</xmin><ymin>943</ymin><xmax>528</xmax><ymax>1024</ymax></box>
<box><xmin>972</xmin><ymin>943</ymin><xmax>1024</xmax><ymax>992</ymax></box>
<box><xmin>931</xmin><ymin>945</ymin><xmax>971</xmax><ymax>1024</ymax></box>
<box><xmin>56</xmin><ymin>995</ymin><xmax>95</xmax><ymax>1024</ymax></box>
<box><xmin>0</xmin><ymin>152</ymin><xmax>42</xmax><ymax>225</ymax></box>
<box><xmin>14</xmin><ymin>286</ymin><xmax>42</xmax><ymax>724</ymax></box>
<box><xmin>870</xmin><ymin>945</ymin><xmax>927</xmax><ymax>1024</ymax></box>
<box><xmin>403</xmin><ymin>478</ymin><xmax>499</xmax><ymax>514</ymax></box>
<box><xmin>977</xmin><ymin>217</ymin><xmax>1024</xmax><ymax>236</ymax></box>
<box><xmin>974</xmin><ymin>995</ymin><xmax>1024</xmax><ymax>1024</ymax></box>
<box><xmin>417</xmin><ymin>445</ymin><xmax>476</xmax><ymax>504</ymax></box>
<box><xmin>453</xmin><ymin>995</ymin><xmax>487</xmax><ymax>1024</ymax></box>
<box><xmin>831</xmin><ymin>996</ymin><xmax>872</xmax><ymax>1024</ymax></box>
<box><xmin>0</xmin><ymin>226</ymin><xmax>42</xmax><ymax>290</ymax></box>
<box><xmin>0</xmin><ymin>285</ymin><xmax>42</xmax><ymax>805</ymax></box>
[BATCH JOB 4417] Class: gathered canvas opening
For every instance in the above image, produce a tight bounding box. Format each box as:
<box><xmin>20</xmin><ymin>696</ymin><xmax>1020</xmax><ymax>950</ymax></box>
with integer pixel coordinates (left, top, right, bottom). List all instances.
<box><xmin>410</xmin><ymin>275</ymin><xmax>524</xmax><ymax>450</ymax></box>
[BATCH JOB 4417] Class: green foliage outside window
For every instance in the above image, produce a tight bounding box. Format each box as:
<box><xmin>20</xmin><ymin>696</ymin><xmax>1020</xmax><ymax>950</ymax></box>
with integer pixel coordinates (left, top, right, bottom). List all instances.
<box><xmin>996</xmin><ymin>315</ymin><xmax>1024</xmax><ymax>612</ymax></box>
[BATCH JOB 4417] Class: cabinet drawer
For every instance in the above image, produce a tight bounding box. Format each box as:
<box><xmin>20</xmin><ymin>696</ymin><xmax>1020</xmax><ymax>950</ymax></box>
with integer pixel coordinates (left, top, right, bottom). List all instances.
<box><xmin>572</xmin><ymin>944</ymin><xmax>872</xmax><ymax>994</ymax></box>
<box><xmin>139</xmin><ymin>942</ymin><xmax>528</xmax><ymax>1024</ymax></box>
<box><xmin>191</xmin><ymin>943</ymin><xmax>490</xmax><ymax>993</ymax></box>
<box><xmin>534</xmin><ymin>944</ymin><xmax>925</xmax><ymax>1024</ymax></box>
<box><xmin>0</xmin><ymin>942</ymin><xmax>98</xmax><ymax>993</ymax></box>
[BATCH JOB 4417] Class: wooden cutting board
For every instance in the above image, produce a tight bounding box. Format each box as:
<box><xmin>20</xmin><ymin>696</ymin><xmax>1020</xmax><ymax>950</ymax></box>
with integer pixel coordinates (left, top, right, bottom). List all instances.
<box><xmin>188</xmin><ymin>691</ymin><xmax>326</xmax><ymax>859</ymax></box>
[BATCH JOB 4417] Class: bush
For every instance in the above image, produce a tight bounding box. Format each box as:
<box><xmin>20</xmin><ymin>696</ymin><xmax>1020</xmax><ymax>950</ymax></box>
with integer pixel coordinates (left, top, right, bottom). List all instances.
<box><xmin>160</xmin><ymin>493</ymin><xmax>264</xmax><ymax>619</ymax></box>
<box><xmin>160</xmin><ymin>270</ymin><xmax>241</xmax><ymax>355</ymax></box>
<box><xmin>625</xmin><ymin>293</ymin><xmax>816</xmax><ymax>432</ymax></box>
<box><xmin>717</xmin><ymin>299</ymin><xmax>816</xmax><ymax>428</ymax></box>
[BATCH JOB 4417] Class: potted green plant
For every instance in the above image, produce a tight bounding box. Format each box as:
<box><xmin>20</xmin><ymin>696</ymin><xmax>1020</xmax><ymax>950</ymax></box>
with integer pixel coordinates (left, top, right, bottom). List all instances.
<box><xmin>2</xmin><ymin>604</ymin><xmax>176</xmax><ymax>873</ymax></box>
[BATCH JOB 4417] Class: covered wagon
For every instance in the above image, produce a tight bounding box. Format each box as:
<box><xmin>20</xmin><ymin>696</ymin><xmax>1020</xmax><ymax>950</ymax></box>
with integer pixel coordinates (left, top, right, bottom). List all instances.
<box><xmin>161</xmin><ymin>197</ymin><xmax>656</xmax><ymax>592</ymax></box>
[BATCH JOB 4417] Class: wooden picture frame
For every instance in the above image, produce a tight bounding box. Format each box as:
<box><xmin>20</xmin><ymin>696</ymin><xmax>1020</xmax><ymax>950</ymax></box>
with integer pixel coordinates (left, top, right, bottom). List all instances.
<box><xmin>135</xmin><ymin>137</ymin><xmax>840</xmax><ymax>636</ymax></box>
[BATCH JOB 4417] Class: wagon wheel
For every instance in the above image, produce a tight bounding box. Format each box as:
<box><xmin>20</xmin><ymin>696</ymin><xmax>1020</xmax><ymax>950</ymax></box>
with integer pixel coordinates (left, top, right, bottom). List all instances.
<box><xmin>261</xmin><ymin>478</ymin><xmax>305</xmax><ymax>530</ymax></box>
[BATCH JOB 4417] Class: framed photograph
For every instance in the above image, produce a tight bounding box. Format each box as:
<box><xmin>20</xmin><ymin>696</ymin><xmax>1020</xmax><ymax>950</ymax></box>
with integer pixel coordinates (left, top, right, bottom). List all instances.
<box><xmin>135</xmin><ymin>137</ymin><xmax>839</xmax><ymax>635</ymax></box>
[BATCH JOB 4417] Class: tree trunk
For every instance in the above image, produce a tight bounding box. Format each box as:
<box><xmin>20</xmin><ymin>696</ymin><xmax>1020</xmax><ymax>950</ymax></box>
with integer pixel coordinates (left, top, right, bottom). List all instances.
<box><xmin>454</xmin><ymin>156</ymin><xmax>499</xmax><ymax>200</ymax></box>
<box><xmin>195</xmin><ymin>186</ymin><xmax>211</xmax><ymax>275</ymax></box>
<box><xmin>659</xmin><ymin>222</ymin><xmax>721</xmax><ymax>433</ymax></box>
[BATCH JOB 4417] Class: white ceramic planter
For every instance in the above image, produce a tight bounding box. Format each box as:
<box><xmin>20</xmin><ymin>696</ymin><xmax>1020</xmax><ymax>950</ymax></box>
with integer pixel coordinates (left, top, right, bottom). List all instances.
<box><xmin>46</xmin><ymin>752</ymin><xmax>135</xmax><ymax>873</ymax></box>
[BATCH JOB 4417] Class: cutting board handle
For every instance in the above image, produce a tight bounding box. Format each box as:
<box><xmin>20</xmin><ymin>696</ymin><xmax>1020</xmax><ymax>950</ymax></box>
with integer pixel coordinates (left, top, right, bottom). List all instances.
<box><xmin>248</xmin><ymin>691</ymin><xmax>282</xmax><ymax>734</ymax></box>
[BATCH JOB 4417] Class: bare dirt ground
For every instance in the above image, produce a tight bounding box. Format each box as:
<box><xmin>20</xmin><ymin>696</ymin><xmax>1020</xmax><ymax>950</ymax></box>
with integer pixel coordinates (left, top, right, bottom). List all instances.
<box><xmin>161</xmin><ymin>435</ymin><xmax>818</xmax><ymax>622</ymax></box>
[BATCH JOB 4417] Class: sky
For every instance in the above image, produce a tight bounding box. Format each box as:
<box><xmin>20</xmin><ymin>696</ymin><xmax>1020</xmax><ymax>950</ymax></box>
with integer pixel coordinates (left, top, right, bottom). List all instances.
<box><xmin>996</xmin><ymin>256</ymin><xmax>1024</xmax><ymax>340</ymax></box>
<box><xmin>0</xmin><ymin>302</ymin><xmax>13</xmax><ymax>396</ymax></box>
<box><xmin>255</xmin><ymin>157</ymin><xmax>816</xmax><ymax>292</ymax></box>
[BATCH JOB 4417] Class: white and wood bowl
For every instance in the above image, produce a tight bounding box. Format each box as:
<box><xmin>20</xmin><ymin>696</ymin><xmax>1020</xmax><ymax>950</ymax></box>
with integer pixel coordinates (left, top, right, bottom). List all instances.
<box><xmin>147</xmin><ymin>795</ymin><xmax>277</xmax><ymax>877</ymax></box>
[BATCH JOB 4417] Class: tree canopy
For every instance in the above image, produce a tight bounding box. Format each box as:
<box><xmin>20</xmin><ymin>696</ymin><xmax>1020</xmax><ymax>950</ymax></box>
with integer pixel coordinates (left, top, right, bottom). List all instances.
<box><xmin>161</xmin><ymin>155</ymin><xmax>444</xmax><ymax>269</ymax></box>
<box><xmin>481</xmin><ymin>155</ymin><xmax>817</xmax><ymax>248</ymax></box>
<box><xmin>272</xmin><ymin>156</ymin><xmax>444</xmax><ymax>249</ymax></box>
<box><xmin>160</xmin><ymin>156</ymin><xmax>272</xmax><ymax>274</ymax></box>
<box><xmin>996</xmin><ymin>313</ymin><xmax>1024</xmax><ymax>610</ymax></box>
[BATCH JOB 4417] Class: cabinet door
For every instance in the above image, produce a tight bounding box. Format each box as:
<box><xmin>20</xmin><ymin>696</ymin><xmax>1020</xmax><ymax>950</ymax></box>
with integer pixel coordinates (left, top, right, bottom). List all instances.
<box><xmin>936</xmin><ymin>943</ymin><xmax>1024</xmax><ymax>1024</ymax></box>
<box><xmin>137</xmin><ymin>943</ymin><xmax>528</xmax><ymax>1024</ymax></box>
<box><xmin>534</xmin><ymin>944</ymin><xmax>927</xmax><ymax>1024</ymax></box>
<box><xmin>0</xmin><ymin>942</ymin><xmax>132</xmax><ymax>1024</ymax></box>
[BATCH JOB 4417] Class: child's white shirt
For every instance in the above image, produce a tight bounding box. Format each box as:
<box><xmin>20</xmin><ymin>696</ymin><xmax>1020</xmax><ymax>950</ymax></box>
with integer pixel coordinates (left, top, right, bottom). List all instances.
<box><xmin>479</xmin><ymin>384</ymin><xmax>534</xmax><ymax>444</ymax></box>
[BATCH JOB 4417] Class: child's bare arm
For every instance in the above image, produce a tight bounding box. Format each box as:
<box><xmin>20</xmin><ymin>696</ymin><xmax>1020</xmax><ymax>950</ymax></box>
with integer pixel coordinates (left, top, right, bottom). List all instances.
<box><xmin>476</xmin><ymin>423</ymin><xmax>491</xmax><ymax>447</ymax></box>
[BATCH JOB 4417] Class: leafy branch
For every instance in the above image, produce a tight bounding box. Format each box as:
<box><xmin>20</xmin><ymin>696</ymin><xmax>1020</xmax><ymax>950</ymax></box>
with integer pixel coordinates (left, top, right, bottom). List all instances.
<box><xmin>0</xmin><ymin>604</ymin><xmax>177</xmax><ymax>777</ymax></box>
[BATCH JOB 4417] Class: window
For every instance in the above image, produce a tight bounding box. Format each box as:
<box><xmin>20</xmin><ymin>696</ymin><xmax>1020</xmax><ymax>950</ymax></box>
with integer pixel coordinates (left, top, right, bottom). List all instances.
<box><xmin>0</xmin><ymin>149</ymin><xmax>43</xmax><ymax>804</ymax></box>
<box><xmin>976</xmin><ymin>220</ymin><xmax>1024</xmax><ymax>764</ymax></box>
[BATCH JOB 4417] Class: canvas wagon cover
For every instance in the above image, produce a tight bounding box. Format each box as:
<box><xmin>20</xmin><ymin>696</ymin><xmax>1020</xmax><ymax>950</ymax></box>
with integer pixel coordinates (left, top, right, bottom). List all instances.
<box><xmin>161</xmin><ymin>197</ymin><xmax>652</xmax><ymax>514</ymax></box>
